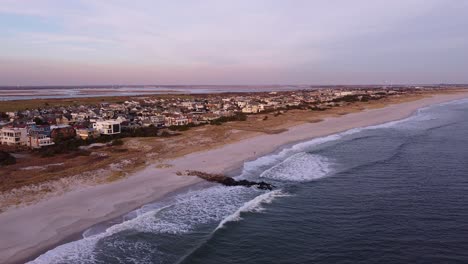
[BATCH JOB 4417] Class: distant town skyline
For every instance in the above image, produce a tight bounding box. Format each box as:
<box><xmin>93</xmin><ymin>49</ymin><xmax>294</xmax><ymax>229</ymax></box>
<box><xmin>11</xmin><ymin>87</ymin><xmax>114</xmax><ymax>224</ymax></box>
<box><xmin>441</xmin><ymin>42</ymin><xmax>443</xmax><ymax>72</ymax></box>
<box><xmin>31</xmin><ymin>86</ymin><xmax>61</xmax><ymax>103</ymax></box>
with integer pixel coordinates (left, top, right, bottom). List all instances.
<box><xmin>1</xmin><ymin>0</ymin><xmax>468</xmax><ymax>86</ymax></box>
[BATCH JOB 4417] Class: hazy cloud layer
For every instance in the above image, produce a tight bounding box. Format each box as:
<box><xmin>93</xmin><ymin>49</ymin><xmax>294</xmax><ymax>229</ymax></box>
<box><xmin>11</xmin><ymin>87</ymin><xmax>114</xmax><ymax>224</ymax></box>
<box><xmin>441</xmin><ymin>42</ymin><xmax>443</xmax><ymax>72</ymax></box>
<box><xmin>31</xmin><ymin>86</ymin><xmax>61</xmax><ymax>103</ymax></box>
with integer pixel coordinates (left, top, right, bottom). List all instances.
<box><xmin>1</xmin><ymin>0</ymin><xmax>467</xmax><ymax>85</ymax></box>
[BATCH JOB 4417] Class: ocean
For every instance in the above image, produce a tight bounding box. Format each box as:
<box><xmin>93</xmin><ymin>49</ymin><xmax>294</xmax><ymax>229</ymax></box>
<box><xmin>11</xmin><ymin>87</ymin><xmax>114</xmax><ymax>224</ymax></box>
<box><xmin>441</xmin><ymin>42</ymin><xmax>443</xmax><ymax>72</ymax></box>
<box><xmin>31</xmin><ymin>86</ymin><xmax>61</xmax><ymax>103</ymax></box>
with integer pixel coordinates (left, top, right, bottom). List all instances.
<box><xmin>30</xmin><ymin>98</ymin><xmax>468</xmax><ymax>264</ymax></box>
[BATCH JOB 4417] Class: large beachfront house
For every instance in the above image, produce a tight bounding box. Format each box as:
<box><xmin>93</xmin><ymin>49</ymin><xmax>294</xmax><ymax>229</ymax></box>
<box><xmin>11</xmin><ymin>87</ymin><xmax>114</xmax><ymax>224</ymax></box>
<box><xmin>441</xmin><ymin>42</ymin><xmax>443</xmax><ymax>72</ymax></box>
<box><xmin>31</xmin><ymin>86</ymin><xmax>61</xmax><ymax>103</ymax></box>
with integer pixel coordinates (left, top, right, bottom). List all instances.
<box><xmin>92</xmin><ymin>120</ymin><xmax>121</xmax><ymax>135</ymax></box>
<box><xmin>0</xmin><ymin>127</ymin><xmax>54</xmax><ymax>148</ymax></box>
<box><xmin>0</xmin><ymin>127</ymin><xmax>28</xmax><ymax>146</ymax></box>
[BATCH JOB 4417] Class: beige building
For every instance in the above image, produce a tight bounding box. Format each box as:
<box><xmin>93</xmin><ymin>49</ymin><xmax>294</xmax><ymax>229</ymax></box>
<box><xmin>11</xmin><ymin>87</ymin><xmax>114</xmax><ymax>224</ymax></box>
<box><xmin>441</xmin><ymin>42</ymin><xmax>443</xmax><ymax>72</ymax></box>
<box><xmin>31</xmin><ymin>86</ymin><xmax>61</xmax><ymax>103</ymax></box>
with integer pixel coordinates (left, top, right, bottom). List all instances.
<box><xmin>0</xmin><ymin>127</ymin><xmax>28</xmax><ymax>146</ymax></box>
<box><xmin>76</xmin><ymin>128</ymin><xmax>100</xmax><ymax>139</ymax></box>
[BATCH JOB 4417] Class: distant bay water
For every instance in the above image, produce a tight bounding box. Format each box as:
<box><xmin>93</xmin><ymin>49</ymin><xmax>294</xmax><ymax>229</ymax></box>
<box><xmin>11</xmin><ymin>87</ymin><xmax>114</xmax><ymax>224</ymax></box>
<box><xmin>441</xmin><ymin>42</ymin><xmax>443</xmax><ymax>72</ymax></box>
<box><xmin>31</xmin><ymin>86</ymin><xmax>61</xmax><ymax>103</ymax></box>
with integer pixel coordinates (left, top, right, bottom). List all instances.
<box><xmin>0</xmin><ymin>86</ymin><xmax>311</xmax><ymax>101</ymax></box>
<box><xmin>31</xmin><ymin>98</ymin><xmax>468</xmax><ymax>264</ymax></box>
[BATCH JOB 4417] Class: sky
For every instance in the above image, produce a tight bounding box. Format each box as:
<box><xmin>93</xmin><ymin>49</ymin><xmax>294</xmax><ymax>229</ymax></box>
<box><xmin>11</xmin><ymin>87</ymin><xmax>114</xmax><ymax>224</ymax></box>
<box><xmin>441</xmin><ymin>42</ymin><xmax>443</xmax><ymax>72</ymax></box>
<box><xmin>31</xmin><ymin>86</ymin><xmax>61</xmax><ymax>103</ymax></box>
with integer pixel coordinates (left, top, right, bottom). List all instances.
<box><xmin>0</xmin><ymin>0</ymin><xmax>467</xmax><ymax>86</ymax></box>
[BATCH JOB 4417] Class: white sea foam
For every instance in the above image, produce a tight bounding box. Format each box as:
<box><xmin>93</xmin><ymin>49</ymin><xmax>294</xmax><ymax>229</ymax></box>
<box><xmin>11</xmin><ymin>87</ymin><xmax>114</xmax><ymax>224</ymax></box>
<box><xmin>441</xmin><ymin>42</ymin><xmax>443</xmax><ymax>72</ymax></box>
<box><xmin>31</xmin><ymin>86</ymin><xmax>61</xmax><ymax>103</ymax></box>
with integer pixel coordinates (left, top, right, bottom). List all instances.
<box><xmin>240</xmin><ymin>133</ymin><xmax>343</xmax><ymax>179</ymax></box>
<box><xmin>240</xmin><ymin>105</ymin><xmax>439</xmax><ymax>180</ymax></box>
<box><xmin>29</xmin><ymin>203</ymin><xmax>172</xmax><ymax>264</ymax></box>
<box><xmin>245</xmin><ymin>97</ymin><xmax>468</xmax><ymax>182</ymax></box>
<box><xmin>29</xmin><ymin>186</ymin><xmax>259</xmax><ymax>264</ymax></box>
<box><xmin>216</xmin><ymin>189</ymin><xmax>289</xmax><ymax>230</ymax></box>
<box><xmin>260</xmin><ymin>153</ymin><xmax>332</xmax><ymax>182</ymax></box>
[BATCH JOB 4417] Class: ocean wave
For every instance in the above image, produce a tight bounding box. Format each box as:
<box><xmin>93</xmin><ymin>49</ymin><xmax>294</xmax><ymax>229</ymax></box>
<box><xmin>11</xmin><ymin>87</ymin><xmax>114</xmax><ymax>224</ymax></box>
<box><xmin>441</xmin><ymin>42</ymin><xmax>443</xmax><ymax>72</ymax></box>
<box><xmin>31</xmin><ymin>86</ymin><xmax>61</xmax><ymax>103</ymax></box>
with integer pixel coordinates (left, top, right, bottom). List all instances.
<box><xmin>29</xmin><ymin>203</ymin><xmax>174</xmax><ymax>264</ymax></box>
<box><xmin>260</xmin><ymin>153</ymin><xmax>333</xmax><ymax>182</ymax></box>
<box><xmin>240</xmin><ymin>133</ymin><xmax>343</xmax><ymax>179</ymax></box>
<box><xmin>239</xmin><ymin>104</ymin><xmax>440</xmax><ymax>180</ymax></box>
<box><xmin>30</xmin><ymin>186</ymin><xmax>260</xmax><ymax>264</ymax></box>
<box><xmin>216</xmin><ymin>189</ymin><xmax>289</xmax><ymax>230</ymax></box>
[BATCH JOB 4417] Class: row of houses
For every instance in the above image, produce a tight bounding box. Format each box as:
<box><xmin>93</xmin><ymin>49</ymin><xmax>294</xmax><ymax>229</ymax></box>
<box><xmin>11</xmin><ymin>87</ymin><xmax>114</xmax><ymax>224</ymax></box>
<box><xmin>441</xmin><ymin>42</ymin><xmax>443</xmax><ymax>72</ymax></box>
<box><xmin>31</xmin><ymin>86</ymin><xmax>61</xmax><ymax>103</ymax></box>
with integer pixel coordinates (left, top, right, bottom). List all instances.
<box><xmin>0</xmin><ymin>127</ymin><xmax>54</xmax><ymax>149</ymax></box>
<box><xmin>0</xmin><ymin>88</ymin><xmax>412</xmax><ymax>149</ymax></box>
<box><xmin>0</xmin><ymin>121</ymin><xmax>122</xmax><ymax>148</ymax></box>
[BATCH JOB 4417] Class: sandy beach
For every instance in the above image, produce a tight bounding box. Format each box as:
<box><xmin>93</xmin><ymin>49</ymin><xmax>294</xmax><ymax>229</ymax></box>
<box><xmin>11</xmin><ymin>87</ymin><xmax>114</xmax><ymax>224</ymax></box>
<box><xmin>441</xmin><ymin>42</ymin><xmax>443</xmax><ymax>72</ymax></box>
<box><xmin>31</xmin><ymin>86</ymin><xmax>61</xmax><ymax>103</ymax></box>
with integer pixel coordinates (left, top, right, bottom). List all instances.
<box><xmin>1</xmin><ymin>91</ymin><xmax>468</xmax><ymax>264</ymax></box>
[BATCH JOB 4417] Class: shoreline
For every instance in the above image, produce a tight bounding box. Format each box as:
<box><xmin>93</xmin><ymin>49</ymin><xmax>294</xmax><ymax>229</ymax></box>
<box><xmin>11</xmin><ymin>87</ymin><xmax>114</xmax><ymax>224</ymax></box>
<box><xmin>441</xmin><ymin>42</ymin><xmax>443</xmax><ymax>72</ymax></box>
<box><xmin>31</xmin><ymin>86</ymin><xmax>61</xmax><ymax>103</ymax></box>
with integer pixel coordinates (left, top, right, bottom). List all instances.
<box><xmin>21</xmin><ymin>179</ymin><xmax>213</xmax><ymax>264</ymax></box>
<box><xmin>1</xmin><ymin>92</ymin><xmax>468</xmax><ymax>264</ymax></box>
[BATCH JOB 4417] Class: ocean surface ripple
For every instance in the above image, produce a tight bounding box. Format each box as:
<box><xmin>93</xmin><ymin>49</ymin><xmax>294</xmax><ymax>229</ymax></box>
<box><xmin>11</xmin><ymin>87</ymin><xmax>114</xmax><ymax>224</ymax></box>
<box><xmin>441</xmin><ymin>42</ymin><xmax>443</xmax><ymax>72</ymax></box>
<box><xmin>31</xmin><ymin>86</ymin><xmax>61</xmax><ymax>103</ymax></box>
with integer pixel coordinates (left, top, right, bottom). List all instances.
<box><xmin>31</xmin><ymin>98</ymin><xmax>468</xmax><ymax>264</ymax></box>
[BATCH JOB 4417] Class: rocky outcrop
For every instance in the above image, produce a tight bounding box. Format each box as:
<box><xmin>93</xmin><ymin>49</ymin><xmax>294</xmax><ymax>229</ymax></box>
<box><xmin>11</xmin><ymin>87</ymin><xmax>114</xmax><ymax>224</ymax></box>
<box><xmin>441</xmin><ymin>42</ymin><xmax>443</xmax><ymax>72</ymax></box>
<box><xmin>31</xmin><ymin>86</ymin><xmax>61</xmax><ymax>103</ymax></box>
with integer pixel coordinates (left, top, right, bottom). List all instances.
<box><xmin>184</xmin><ymin>170</ymin><xmax>274</xmax><ymax>190</ymax></box>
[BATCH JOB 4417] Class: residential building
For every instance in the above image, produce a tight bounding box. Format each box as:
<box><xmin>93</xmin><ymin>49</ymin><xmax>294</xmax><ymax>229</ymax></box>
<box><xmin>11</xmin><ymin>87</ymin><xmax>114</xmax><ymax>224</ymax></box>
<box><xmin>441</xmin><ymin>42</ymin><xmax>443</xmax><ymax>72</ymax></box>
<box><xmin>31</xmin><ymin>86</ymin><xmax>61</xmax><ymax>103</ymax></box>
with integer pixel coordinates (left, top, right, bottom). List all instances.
<box><xmin>76</xmin><ymin>128</ymin><xmax>100</xmax><ymax>140</ymax></box>
<box><xmin>0</xmin><ymin>127</ymin><xmax>28</xmax><ymax>146</ymax></box>
<box><xmin>93</xmin><ymin>120</ymin><xmax>121</xmax><ymax>135</ymax></box>
<box><xmin>27</xmin><ymin>134</ymin><xmax>54</xmax><ymax>149</ymax></box>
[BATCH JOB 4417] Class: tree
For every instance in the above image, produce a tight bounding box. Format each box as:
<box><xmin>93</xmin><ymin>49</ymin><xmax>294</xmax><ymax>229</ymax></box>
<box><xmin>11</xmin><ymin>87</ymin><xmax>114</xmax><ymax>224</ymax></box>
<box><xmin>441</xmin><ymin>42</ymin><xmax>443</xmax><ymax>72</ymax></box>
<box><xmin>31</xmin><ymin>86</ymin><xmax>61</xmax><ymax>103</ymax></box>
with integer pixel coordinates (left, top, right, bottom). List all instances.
<box><xmin>33</xmin><ymin>117</ymin><xmax>44</xmax><ymax>125</ymax></box>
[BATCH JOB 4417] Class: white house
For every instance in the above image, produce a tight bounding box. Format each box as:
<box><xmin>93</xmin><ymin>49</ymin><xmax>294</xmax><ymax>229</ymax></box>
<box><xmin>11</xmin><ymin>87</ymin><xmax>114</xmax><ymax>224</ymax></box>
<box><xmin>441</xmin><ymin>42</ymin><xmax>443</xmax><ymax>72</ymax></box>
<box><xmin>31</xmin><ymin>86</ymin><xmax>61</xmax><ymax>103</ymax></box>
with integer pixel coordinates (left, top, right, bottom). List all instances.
<box><xmin>164</xmin><ymin>115</ymin><xmax>190</xmax><ymax>126</ymax></box>
<box><xmin>0</xmin><ymin>127</ymin><xmax>28</xmax><ymax>146</ymax></box>
<box><xmin>27</xmin><ymin>134</ymin><xmax>54</xmax><ymax>149</ymax></box>
<box><xmin>334</xmin><ymin>91</ymin><xmax>354</xmax><ymax>97</ymax></box>
<box><xmin>93</xmin><ymin>120</ymin><xmax>121</xmax><ymax>135</ymax></box>
<box><xmin>241</xmin><ymin>103</ymin><xmax>262</xmax><ymax>114</ymax></box>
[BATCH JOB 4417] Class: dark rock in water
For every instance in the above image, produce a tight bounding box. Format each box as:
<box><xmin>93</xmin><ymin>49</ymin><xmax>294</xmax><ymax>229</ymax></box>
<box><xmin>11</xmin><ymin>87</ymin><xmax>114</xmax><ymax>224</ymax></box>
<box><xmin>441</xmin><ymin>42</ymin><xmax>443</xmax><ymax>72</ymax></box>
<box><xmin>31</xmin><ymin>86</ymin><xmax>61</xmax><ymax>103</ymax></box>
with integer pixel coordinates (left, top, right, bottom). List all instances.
<box><xmin>0</xmin><ymin>151</ymin><xmax>16</xmax><ymax>166</ymax></box>
<box><xmin>185</xmin><ymin>170</ymin><xmax>274</xmax><ymax>191</ymax></box>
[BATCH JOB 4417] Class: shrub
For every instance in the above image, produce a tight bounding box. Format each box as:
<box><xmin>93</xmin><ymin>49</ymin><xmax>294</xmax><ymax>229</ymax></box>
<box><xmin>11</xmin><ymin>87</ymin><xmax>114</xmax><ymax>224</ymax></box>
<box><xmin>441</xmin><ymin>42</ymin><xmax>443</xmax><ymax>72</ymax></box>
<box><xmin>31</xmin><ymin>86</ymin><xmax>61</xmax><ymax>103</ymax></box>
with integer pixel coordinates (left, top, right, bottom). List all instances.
<box><xmin>112</xmin><ymin>139</ymin><xmax>124</xmax><ymax>146</ymax></box>
<box><xmin>0</xmin><ymin>151</ymin><xmax>16</xmax><ymax>166</ymax></box>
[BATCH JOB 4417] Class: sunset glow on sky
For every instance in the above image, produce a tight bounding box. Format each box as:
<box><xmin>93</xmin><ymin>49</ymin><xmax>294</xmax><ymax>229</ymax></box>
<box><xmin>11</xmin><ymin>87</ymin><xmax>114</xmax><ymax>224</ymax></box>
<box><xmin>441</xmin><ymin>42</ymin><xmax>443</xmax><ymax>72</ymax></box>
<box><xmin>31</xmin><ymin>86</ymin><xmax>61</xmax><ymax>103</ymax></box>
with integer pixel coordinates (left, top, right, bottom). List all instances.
<box><xmin>1</xmin><ymin>0</ymin><xmax>467</xmax><ymax>85</ymax></box>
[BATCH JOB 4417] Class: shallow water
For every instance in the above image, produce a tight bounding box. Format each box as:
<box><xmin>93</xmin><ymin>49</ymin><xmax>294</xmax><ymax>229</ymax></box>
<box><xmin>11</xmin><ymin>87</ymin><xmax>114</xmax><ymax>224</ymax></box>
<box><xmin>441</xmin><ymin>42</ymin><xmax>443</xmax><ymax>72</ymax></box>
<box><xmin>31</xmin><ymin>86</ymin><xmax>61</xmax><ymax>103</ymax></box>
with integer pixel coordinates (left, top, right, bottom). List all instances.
<box><xmin>31</xmin><ymin>98</ymin><xmax>468</xmax><ymax>264</ymax></box>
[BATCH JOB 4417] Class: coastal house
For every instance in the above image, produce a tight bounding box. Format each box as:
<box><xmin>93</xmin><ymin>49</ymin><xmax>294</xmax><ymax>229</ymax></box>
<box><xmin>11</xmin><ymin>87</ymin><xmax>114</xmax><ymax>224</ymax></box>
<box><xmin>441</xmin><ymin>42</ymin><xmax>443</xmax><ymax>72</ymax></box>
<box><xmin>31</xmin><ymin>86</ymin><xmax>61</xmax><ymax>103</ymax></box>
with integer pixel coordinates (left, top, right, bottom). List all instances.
<box><xmin>27</xmin><ymin>134</ymin><xmax>55</xmax><ymax>149</ymax></box>
<box><xmin>200</xmin><ymin>113</ymin><xmax>220</xmax><ymax>122</ymax></box>
<box><xmin>334</xmin><ymin>91</ymin><xmax>355</xmax><ymax>97</ymax></box>
<box><xmin>28</xmin><ymin>124</ymin><xmax>51</xmax><ymax>136</ymax></box>
<box><xmin>5</xmin><ymin>112</ymin><xmax>16</xmax><ymax>118</ymax></box>
<box><xmin>241</xmin><ymin>103</ymin><xmax>262</xmax><ymax>114</ymax></box>
<box><xmin>236</xmin><ymin>101</ymin><xmax>248</xmax><ymax>108</ymax></box>
<box><xmin>71</xmin><ymin>112</ymin><xmax>89</xmax><ymax>122</ymax></box>
<box><xmin>180</xmin><ymin>101</ymin><xmax>194</xmax><ymax>110</ymax></box>
<box><xmin>0</xmin><ymin>127</ymin><xmax>28</xmax><ymax>146</ymax></box>
<box><xmin>92</xmin><ymin>120</ymin><xmax>121</xmax><ymax>135</ymax></box>
<box><xmin>164</xmin><ymin>115</ymin><xmax>190</xmax><ymax>126</ymax></box>
<box><xmin>149</xmin><ymin>115</ymin><xmax>166</xmax><ymax>127</ymax></box>
<box><xmin>56</xmin><ymin>115</ymin><xmax>71</xmax><ymax>125</ymax></box>
<box><xmin>50</xmin><ymin>125</ymin><xmax>76</xmax><ymax>140</ymax></box>
<box><xmin>76</xmin><ymin>127</ymin><xmax>100</xmax><ymax>139</ymax></box>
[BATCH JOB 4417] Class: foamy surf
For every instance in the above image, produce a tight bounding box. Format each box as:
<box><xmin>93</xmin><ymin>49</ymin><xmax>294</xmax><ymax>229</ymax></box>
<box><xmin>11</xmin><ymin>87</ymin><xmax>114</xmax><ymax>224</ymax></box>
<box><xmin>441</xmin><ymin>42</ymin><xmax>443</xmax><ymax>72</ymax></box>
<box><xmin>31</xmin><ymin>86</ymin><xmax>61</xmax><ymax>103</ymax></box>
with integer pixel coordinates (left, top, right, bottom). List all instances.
<box><xmin>239</xmin><ymin>102</ymin><xmax>444</xmax><ymax>181</ymax></box>
<box><xmin>240</xmin><ymin>133</ymin><xmax>342</xmax><ymax>179</ymax></box>
<box><xmin>216</xmin><ymin>189</ymin><xmax>289</xmax><ymax>230</ymax></box>
<box><xmin>260</xmin><ymin>153</ymin><xmax>333</xmax><ymax>182</ymax></box>
<box><xmin>29</xmin><ymin>203</ymin><xmax>174</xmax><ymax>264</ymax></box>
<box><xmin>29</xmin><ymin>186</ymin><xmax>262</xmax><ymax>264</ymax></box>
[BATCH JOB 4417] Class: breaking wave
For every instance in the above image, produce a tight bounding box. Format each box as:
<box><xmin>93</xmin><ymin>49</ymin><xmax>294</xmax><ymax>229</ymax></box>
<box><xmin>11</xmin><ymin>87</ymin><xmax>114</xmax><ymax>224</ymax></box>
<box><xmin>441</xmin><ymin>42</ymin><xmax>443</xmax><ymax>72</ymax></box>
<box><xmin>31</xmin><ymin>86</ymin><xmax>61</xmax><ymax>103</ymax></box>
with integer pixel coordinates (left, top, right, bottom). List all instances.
<box><xmin>216</xmin><ymin>190</ymin><xmax>289</xmax><ymax>230</ymax></box>
<box><xmin>260</xmin><ymin>153</ymin><xmax>333</xmax><ymax>182</ymax></box>
<box><xmin>30</xmin><ymin>186</ymin><xmax>265</xmax><ymax>264</ymax></box>
<box><xmin>238</xmin><ymin>100</ymin><xmax>456</xmax><ymax>181</ymax></box>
